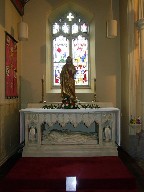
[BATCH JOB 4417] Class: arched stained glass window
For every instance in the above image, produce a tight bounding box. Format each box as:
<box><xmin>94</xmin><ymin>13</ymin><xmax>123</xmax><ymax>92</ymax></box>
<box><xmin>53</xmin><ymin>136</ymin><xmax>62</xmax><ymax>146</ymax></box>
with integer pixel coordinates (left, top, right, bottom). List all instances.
<box><xmin>52</xmin><ymin>11</ymin><xmax>89</xmax><ymax>87</ymax></box>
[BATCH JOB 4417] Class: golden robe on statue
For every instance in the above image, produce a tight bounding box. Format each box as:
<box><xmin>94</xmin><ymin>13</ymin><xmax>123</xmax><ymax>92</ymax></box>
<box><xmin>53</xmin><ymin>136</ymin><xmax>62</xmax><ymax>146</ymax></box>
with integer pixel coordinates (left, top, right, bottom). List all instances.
<box><xmin>60</xmin><ymin>56</ymin><xmax>76</xmax><ymax>101</ymax></box>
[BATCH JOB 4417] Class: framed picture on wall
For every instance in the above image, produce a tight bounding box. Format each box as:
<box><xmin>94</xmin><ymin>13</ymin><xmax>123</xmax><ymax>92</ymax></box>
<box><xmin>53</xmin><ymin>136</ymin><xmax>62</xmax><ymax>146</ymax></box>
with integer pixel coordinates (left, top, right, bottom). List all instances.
<box><xmin>11</xmin><ymin>0</ymin><xmax>24</xmax><ymax>16</ymax></box>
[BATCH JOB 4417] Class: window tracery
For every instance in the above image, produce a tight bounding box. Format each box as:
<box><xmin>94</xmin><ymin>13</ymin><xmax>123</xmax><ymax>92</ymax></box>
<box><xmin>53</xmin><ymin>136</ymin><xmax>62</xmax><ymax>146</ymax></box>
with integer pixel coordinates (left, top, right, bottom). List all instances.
<box><xmin>52</xmin><ymin>11</ymin><xmax>89</xmax><ymax>87</ymax></box>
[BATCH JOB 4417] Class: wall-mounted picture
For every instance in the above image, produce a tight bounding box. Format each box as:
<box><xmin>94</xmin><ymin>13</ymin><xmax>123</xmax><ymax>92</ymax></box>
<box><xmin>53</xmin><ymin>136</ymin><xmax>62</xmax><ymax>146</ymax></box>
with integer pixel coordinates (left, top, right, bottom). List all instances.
<box><xmin>5</xmin><ymin>32</ymin><xmax>18</xmax><ymax>99</ymax></box>
<box><xmin>11</xmin><ymin>0</ymin><xmax>24</xmax><ymax>16</ymax></box>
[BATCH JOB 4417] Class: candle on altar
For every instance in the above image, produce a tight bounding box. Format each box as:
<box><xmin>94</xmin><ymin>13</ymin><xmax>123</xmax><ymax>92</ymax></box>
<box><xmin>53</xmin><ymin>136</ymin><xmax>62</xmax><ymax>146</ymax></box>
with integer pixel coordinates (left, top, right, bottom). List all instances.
<box><xmin>40</xmin><ymin>76</ymin><xmax>44</xmax><ymax>103</ymax></box>
<box><xmin>94</xmin><ymin>78</ymin><xmax>96</xmax><ymax>93</ymax></box>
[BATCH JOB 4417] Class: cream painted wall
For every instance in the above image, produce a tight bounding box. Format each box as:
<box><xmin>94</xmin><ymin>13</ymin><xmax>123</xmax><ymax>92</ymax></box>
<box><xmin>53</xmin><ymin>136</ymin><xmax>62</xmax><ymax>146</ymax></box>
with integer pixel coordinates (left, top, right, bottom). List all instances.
<box><xmin>0</xmin><ymin>0</ymin><xmax>22</xmax><ymax>166</ymax></box>
<box><xmin>0</xmin><ymin>0</ymin><xmax>22</xmax><ymax>102</ymax></box>
<box><xmin>0</xmin><ymin>25</ymin><xmax>5</xmax><ymax>101</ymax></box>
<box><xmin>21</xmin><ymin>0</ymin><xmax>121</xmax><ymax>109</ymax></box>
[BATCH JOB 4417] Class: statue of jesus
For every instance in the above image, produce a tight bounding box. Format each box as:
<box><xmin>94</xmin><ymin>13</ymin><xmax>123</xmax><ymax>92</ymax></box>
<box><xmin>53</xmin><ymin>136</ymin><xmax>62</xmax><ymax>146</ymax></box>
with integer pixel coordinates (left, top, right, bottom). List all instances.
<box><xmin>60</xmin><ymin>56</ymin><xmax>76</xmax><ymax>102</ymax></box>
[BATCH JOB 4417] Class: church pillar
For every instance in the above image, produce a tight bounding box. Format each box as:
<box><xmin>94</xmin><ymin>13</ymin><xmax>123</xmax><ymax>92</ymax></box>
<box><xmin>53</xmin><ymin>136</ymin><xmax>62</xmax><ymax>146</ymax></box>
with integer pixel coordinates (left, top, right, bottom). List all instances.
<box><xmin>136</xmin><ymin>19</ymin><xmax>144</xmax><ymax>125</ymax></box>
<box><xmin>127</xmin><ymin>0</ymin><xmax>137</xmax><ymax>119</ymax></box>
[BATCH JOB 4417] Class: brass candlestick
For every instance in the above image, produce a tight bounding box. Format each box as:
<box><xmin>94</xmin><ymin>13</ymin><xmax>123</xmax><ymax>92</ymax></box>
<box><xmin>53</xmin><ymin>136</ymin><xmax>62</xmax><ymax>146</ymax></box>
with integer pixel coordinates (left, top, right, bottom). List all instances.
<box><xmin>40</xmin><ymin>78</ymin><xmax>46</xmax><ymax>103</ymax></box>
<box><xmin>92</xmin><ymin>78</ymin><xmax>97</xmax><ymax>102</ymax></box>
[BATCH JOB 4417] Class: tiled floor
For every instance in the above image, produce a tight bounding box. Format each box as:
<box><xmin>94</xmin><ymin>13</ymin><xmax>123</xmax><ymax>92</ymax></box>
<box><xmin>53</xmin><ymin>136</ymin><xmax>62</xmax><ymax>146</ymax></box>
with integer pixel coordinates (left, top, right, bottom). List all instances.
<box><xmin>118</xmin><ymin>147</ymin><xmax>144</xmax><ymax>192</ymax></box>
<box><xmin>137</xmin><ymin>160</ymin><xmax>144</xmax><ymax>170</ymax></box>
<box><xmin>135</xmin><ymin>160</ymin><xmax>144</xmax><ymax>191</ymax></box>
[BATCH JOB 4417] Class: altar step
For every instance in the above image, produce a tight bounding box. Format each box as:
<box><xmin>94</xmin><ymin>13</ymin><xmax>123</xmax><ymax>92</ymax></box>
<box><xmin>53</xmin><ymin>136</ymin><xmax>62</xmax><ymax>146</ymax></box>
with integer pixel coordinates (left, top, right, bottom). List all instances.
<box><xmin>0</xmin><ymin>156</ymin><xmax>137</xmax><ymax>191</ymax></box>
<box><xmin>22</xmin><ymin>144</ymin><xmax>118</xmax><ymax>157</ymax></box>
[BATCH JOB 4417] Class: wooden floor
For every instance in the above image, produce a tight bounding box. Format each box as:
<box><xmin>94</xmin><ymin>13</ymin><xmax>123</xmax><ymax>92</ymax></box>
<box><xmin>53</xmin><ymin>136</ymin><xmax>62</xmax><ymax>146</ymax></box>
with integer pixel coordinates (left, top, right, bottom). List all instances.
<box><xmin>0</xmin><ymin>147</ymin><xmax>144</xmax><ymax>191</ymax></box>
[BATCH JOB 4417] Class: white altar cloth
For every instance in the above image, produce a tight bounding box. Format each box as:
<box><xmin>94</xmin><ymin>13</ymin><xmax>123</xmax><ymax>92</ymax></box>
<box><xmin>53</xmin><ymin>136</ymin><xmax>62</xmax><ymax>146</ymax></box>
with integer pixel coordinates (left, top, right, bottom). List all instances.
<box><xmin>20</xmin><ymin>108</ymin><xmax>117</xmax><ymax>113</ymax></box>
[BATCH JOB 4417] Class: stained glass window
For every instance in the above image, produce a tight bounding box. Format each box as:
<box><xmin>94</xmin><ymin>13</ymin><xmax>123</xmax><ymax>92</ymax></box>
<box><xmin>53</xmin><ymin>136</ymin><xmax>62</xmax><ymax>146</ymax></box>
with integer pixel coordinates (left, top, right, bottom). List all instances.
<box><xmin>52</xmin><ymin>12</ymin><xmax>89</xmax><ymax>87</ymax></box>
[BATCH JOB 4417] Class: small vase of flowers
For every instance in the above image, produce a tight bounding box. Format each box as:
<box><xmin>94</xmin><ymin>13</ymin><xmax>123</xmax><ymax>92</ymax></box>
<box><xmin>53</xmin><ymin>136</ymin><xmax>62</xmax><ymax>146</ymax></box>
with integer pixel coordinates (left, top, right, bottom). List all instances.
<box><xmin>61</xmin><ymin>97</ymin><xmax>79</xmax><ymax>109</ymax></box>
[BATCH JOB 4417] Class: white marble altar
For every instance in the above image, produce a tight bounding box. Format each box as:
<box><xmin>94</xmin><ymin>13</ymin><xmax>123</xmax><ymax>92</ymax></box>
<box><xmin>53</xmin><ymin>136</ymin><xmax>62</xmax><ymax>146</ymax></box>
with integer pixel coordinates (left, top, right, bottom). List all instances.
<box><xmin>20</xmin><ymin>108</ymin><xmax>120</xmax><ymax>157</ymax></box>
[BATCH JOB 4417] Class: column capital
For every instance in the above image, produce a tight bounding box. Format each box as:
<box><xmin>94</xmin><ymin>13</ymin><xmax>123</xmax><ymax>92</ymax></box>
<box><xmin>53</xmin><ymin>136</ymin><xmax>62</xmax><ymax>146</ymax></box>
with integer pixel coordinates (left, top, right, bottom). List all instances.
<box><xmin>136</xmin><ymin>18</ymin><xmax>144</xmax><ymax>30</ymax></box>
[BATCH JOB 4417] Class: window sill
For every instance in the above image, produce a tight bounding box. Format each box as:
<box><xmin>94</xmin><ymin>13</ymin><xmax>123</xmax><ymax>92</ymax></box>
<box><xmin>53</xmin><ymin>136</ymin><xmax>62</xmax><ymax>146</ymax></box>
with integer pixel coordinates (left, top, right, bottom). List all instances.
<box><xmin>47</xmin><ymin>88</ymin><xmax>93</xmax><ymax>94</ymax></box>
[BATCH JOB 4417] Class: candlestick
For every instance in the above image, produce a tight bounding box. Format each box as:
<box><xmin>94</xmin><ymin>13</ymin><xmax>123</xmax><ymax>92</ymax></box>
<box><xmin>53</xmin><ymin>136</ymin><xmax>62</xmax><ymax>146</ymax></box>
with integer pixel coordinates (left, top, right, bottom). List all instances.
<box><xmin>40</xmin><ymin>78</ymin><xmax>45</xmax><ymax>103</ymax></box>
<box><xmin>92</xmin><ymin>78</ymin><xmax>97</xmax><ymax>102</ymax></box>
<box><xmin>94</xmin><ymin>78</ymin><xmax>96</xmax><ymax>93</ymax></box>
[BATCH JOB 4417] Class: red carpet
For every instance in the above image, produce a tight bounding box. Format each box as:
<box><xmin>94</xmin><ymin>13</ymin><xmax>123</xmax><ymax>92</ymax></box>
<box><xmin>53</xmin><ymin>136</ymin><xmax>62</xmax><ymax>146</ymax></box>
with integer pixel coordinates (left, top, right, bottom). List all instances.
<box><xmin>0</xmin><ymin>156</ymin><xmax>137</xmax><ymax>192</ymax></box>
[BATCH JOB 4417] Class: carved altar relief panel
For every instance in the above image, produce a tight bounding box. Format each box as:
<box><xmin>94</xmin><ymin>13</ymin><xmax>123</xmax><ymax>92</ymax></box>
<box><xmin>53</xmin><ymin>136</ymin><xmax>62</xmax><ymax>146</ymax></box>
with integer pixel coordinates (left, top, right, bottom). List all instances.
<box><xmin>25</xmin><ymin>113</ymin><xmax>39</xmax><ymax>144</ymax></box>
<box><xmin>41</xmin><ymin>122</ymin><xmax>99</xmax><ymax>145</ymax></box>
<box><xmin>101</xmin><ymin>112</ymin><xmax>115</xmax><ymax>143</ymax></box>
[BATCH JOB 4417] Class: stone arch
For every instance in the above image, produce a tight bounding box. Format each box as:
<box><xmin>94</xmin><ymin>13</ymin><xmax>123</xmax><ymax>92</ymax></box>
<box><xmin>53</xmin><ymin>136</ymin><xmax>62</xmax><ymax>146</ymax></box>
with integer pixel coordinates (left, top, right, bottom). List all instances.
<box><xmin>48</xmin><ymin>2</ymin><xmax>94</xmax><ymax>24</ymax></box>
